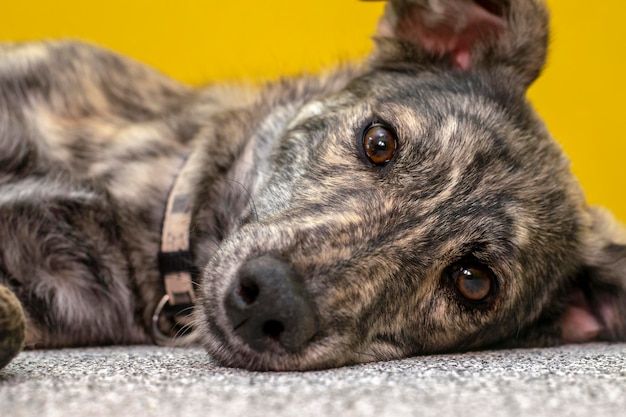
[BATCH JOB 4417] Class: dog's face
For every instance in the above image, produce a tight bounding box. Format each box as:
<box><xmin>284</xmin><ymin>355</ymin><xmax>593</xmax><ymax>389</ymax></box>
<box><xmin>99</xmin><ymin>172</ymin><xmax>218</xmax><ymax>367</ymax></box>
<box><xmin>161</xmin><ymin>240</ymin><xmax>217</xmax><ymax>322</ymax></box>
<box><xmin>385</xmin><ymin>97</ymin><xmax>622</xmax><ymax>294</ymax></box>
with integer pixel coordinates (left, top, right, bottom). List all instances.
<box><xmin>196</xmin><ymin>0</ymin><xmax>626</xmax><ymax>370</ymax></box>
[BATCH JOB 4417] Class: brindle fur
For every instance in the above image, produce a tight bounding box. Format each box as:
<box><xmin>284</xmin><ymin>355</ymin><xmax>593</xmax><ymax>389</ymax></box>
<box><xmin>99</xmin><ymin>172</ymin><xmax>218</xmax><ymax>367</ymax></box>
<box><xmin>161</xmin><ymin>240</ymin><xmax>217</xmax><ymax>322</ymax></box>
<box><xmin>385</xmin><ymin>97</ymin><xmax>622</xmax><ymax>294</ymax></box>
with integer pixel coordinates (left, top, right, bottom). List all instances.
<box><xmin>1</xmin><ymin>0</ymin><xmax>625</xmax><ymax>371</ymax></box>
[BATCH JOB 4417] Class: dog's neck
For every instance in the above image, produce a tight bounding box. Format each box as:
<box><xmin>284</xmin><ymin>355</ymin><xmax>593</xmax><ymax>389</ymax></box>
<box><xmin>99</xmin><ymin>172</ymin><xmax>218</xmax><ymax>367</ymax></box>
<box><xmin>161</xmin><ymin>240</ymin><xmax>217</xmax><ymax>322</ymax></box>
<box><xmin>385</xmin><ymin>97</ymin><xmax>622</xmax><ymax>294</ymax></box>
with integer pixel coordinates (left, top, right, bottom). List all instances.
<box><xmin>152</xmin><ymin>155</ymin><xmax>198</xmax><ymax>344</ymax></box>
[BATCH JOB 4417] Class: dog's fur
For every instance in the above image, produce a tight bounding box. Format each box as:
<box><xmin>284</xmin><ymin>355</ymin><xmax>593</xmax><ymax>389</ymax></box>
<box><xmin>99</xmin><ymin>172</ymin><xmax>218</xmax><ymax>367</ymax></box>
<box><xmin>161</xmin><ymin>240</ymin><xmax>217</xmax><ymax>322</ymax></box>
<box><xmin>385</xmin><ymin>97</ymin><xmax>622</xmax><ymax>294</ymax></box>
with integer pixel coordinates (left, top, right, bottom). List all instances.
<box><xmin>1</xmin><ymin>0</ymin><xmax>626</xmax><ymax>371</ymax></box>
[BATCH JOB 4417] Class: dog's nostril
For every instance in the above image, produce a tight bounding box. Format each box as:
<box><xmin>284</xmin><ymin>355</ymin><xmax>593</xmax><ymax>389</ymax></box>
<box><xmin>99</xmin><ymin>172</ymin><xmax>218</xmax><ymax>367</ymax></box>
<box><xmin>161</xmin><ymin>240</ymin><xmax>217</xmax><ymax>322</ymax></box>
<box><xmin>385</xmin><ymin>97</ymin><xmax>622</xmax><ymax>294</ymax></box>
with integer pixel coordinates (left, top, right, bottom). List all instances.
<box><xmin>262</xmin><ymin>320</ymin><xmax>285</xmax><ymax>340</ymax></box>
<box><xmin>236</xmin><ymin>281</ymin><xmax>259</xmax><ymax>306</ymax></box>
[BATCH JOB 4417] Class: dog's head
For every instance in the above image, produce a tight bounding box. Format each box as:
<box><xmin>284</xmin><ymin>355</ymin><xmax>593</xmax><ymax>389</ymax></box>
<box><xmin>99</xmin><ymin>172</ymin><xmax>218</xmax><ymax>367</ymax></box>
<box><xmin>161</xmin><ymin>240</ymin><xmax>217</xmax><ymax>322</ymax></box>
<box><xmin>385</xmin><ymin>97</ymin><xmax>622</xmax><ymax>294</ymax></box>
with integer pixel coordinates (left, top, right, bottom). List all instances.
<box><xmin>196</xmin><ymin>0</ymin><xmax>626</xmax><ymax>370</ymax></box>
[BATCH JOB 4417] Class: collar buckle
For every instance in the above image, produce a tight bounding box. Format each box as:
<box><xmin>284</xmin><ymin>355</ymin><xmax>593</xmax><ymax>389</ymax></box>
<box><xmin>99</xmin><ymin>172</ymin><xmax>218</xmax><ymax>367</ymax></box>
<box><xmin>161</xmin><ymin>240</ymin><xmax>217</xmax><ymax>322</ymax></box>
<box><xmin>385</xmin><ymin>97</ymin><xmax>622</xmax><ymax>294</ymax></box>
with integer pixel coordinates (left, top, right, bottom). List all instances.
<box><xmin>151</xmin><ymin>294</ymin><xmax>196</xmax><ymax>346</ymax></box>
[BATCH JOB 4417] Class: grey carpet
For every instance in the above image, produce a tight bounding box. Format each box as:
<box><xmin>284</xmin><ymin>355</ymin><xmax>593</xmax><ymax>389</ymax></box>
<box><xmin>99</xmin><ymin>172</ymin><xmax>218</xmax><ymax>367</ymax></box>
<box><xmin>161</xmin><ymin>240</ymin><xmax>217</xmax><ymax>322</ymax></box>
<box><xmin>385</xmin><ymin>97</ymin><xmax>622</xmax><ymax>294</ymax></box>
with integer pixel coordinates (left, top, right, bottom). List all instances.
<box><xmin>1</xmin><ymin>343</ymin><xmax>625</xmax><ymax>417</ymax></box>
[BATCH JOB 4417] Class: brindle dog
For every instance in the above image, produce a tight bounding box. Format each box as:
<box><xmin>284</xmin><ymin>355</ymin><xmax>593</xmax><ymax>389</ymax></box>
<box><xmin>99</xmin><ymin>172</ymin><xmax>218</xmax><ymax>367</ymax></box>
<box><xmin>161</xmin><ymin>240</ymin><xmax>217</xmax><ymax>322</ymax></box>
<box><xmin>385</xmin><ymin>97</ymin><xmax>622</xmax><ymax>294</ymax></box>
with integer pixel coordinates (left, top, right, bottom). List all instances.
<box><xmin>1</xmin><ymin>0</ymin><xmax>625</xmax><ymax>371</ymax></box>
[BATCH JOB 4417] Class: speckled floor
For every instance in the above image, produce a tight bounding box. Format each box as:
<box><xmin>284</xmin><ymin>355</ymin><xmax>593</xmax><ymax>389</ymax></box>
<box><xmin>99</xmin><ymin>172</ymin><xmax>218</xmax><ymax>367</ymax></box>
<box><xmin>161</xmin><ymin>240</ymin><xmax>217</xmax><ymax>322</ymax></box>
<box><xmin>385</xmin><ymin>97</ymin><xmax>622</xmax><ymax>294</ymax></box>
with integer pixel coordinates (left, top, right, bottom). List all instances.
<box><xmin>1</xmin><ymin>343</ymin><xmax>625</xmax><ymax>417</ymax></box>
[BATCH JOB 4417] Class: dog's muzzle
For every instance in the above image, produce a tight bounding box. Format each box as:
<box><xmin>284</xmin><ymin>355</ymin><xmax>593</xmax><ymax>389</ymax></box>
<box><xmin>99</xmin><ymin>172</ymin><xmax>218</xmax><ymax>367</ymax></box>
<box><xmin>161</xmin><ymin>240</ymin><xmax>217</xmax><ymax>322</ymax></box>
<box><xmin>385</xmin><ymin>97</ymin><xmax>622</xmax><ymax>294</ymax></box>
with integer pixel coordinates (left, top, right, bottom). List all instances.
<box><xmin>224</xmin><ymin>255</ymin><xmax>318</xmax><ymax>353</ymax></box>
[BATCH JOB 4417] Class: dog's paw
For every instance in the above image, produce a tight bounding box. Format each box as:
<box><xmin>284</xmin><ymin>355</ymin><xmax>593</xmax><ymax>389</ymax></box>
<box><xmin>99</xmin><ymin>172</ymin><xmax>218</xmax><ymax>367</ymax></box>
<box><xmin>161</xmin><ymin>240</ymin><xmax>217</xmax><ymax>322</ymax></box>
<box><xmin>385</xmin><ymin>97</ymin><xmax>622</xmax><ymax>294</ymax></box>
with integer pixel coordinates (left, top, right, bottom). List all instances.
<box><xmin>0</xmin><ymin>284</ymin><xmax>25</xmax><ymax>370</ymax></box>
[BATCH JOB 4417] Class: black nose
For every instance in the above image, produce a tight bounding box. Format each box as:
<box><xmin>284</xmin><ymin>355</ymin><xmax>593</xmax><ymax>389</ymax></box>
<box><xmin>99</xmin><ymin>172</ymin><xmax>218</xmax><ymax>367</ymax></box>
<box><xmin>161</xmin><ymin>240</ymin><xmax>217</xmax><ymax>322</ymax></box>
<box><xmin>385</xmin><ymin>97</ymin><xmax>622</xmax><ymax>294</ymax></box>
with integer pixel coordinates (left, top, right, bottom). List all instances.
<box><xmin>224</xmin><ymin>255</ymin><xmax>318</xmax><ymax>353</ymax></box>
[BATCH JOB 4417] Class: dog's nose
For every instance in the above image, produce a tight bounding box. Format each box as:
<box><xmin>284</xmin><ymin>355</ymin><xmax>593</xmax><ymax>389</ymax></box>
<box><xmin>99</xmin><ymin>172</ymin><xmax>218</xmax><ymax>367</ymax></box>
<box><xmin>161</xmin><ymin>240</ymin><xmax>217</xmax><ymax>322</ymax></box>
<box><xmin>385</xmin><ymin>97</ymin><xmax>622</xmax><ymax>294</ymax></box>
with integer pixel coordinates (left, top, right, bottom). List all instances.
<box><xmin>224</xmin><ymin>255</ymin><xmax>318</xmax><ymax>353</ymax></box>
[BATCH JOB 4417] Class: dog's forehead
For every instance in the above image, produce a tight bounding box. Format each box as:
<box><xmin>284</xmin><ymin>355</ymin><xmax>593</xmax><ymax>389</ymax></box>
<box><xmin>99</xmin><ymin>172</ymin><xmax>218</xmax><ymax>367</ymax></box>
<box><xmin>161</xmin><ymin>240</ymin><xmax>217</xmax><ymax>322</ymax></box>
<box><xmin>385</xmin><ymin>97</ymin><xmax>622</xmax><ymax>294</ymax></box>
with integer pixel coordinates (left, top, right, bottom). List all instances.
<box><xmin>326</xmin><ymin>70</ymin><xmax>582</xmax><ymax>259</ymax></box>
<box><xmin>347</xmin><ymin>69</ymin><xmax>521</xmax><ymax>125</ymax></box>
<box><xmin>341</xmin><ymin>71</ymin><xmax>536</xmax><ymax>164</ymax></box>
<box><xmin>340</xmin><ymin>70</ymin><xmax>551</xmax><ymax>185</ymax></box>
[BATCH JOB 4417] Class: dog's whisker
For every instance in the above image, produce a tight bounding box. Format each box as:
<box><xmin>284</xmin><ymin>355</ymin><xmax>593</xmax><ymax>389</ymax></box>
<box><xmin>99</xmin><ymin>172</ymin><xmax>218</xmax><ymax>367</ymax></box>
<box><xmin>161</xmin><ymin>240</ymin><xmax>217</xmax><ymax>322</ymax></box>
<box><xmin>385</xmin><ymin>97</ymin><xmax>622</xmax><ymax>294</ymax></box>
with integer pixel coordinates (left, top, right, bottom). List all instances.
<box><xmin>223</xmin><ymin>178</ymin><xmax>260</xmax><ymax>224</ymax></box>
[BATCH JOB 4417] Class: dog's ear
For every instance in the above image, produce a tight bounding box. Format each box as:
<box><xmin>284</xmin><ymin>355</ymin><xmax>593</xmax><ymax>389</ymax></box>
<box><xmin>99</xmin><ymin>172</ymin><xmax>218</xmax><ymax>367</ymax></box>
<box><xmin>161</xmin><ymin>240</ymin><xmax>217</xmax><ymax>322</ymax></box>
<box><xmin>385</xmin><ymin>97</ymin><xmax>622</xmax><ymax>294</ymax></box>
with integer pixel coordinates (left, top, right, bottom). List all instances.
<box><xmin>369</xmin><ymin>0</ymin><xmax>549</xmax><ymax>88</ymax></box>
<box><xmin>559</xmin><ymin>207</ymin><xmax>626</xmax><ymax>343</ymax></box>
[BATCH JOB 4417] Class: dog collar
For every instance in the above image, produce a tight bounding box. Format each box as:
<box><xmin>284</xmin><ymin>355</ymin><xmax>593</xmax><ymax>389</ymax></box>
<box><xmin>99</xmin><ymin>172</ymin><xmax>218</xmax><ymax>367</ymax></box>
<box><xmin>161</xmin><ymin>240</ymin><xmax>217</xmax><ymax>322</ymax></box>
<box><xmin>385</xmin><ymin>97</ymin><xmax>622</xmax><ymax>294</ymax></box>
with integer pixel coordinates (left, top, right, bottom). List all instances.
<box><xmin>152</xmin><ymin>155</ymin><xmax>198</xmax><ymax>345</ymax></box>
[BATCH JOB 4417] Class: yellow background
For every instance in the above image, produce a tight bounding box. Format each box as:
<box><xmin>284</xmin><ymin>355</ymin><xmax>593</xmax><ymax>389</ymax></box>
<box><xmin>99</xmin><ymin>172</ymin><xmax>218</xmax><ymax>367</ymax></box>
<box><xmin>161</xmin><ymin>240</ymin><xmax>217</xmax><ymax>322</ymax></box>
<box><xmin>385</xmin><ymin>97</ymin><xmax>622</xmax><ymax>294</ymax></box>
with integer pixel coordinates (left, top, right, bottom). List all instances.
<box><xmin>2</xmin><ymin>1</ymin><xmax>624</xmax><ymax>221</ymax></box>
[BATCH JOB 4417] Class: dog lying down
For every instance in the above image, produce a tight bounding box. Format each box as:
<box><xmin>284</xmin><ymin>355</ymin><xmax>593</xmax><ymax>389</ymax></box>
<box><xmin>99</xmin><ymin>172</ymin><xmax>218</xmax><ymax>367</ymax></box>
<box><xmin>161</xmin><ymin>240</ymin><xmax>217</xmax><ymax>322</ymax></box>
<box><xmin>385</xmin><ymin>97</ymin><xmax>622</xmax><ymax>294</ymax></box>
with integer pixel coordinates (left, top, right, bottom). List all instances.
<box><xmin>0</xmin><ymin>0</ymin><xmax>625</xmax><ymax>371</ymax></box>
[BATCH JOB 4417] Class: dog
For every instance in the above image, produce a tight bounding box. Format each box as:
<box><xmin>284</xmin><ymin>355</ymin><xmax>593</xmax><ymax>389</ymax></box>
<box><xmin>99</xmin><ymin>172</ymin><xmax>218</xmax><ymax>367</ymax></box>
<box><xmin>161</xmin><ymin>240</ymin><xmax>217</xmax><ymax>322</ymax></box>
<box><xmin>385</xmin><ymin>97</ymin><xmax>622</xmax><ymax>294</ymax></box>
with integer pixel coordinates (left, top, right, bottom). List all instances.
<box><xmin>0</xmin><ymin>0</ymin><xmax>625</xmax><ymax>372</ymax></box>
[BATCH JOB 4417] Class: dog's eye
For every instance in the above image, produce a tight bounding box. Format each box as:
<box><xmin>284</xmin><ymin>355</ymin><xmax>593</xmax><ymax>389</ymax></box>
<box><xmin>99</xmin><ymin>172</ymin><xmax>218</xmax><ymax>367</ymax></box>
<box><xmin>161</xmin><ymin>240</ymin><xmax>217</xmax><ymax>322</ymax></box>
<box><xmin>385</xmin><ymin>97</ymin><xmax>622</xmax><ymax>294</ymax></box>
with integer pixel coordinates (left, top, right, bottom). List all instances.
<box><xmin>448</xmin><ymin>262</ymin><xmax>495</xmax><ymax>303</ymax></box>
<box><xmin>362</xmin><ymin>124</ymin><xmax>397</xmax><ymax>165</ymax></box>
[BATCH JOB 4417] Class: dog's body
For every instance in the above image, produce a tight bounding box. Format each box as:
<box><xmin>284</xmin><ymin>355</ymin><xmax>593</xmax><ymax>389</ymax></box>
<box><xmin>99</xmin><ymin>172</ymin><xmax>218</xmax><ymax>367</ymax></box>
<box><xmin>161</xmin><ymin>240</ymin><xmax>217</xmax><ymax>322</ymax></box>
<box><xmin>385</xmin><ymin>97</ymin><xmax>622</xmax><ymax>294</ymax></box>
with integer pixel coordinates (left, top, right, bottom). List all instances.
<box><xmin>1</xmin><ymin>0</ymin><xmax>626</xmax><ymax>371</ymax></box>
